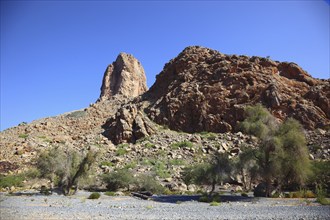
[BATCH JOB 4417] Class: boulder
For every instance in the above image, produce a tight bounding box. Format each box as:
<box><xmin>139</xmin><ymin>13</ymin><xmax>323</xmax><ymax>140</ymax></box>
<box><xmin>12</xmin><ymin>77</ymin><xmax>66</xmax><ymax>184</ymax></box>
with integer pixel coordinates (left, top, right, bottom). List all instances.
<box><xmin>102</xmin><ymin>104</ymin><xmax>156</xmax><ymax>144</ymax></box>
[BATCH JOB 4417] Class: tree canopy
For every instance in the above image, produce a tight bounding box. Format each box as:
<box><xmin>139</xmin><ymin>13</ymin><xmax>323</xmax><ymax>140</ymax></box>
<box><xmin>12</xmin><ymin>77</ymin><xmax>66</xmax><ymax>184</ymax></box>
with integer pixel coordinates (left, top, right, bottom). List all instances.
<box><xmin>240</xmin><ymin>104</ymin><xmax>310</xmax><ymax>196</ymax></box>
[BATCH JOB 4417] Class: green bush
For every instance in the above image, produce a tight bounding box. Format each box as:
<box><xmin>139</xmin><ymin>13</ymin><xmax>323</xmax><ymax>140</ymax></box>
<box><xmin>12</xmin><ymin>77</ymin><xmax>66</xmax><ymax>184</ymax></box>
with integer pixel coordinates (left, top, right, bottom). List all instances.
<box><xmin>289</xmin><ymin>191</ymin><xmax>303</xmax><ymax>198</ymax></box>
<box><xmin>24</xmin><ymin>168</ymin><xmax>41</xmax><ymax>179</ymax></box>
<box><xmin>316</xmin><ymin>197</ymin><xmax>330</xmax><ymax>205</ymax></box>
<box><xmin>153</xmin><ymin>161</ymin><xmax>170</xmax><ymax>178</ymax></box>
<box><xmin>116</xmin><ymin>148</ymin><xmax>127</xmax><ymax>156</ymax></box>
<box><xmin>18</xmin><ymin>134</ymin><xmax>29</xmax><ymax>139</ymax></box>
<box><xmin>210</xmin><ymin>201</ymin><xmax>221</xmax><ymax>206</ymax></box>
<box><xmin>88</xmin><ymin>192</ymin><xmax>101</xmax><ymax>199</ymax></box>
<box><xmin>169</xmin><ymin>159</ymin><xmax>185</xmax><ymax>166</ymax></box>
<box><xmin>309</xmin><ymin>161</ymin><xmax>330</xmax><ymax>195</ymax></box>
<box><xmin>271</xmin><ymin>192</ymin><xmax>281</xmax><ymax>198</ymax></box>
<box><xmin>144</xmin><ymin>142</ymin><xmax>155</xmax><ymax>148</ymax></box>
<box><xmin>288</xmin><ymin>190</ymin><xmax>315</xmax><ymax>198</ymax></box>
<box><xmin>316</xmin><ymin>185</ymin><xmax>330</xmax><ymax>205</ymax></box>
<box><xmin>171</xmin><ymin>141</ymin><xmax>193</xmax><ymax>149</ymax></box>
<box><xmin>304</xmin><ymin>190</ymin><xmax>315</xmax><ymax>198</ymax></box>
<box><xmin>124</xmin><ymin>162</ymin><xmax>137</xmax><ymax>170</ymax></box>
<box><xmin>104</xmin><ymin>191</ymin><xmax>116</xmax><ymax>196</ymax></box>
<box><xmin>102</xmin><ymin>169</ymin><xmax>133</xmax><ymax>191</ymax></box>
<box><xmin>66</xmin><ymin>110</ymin><xmax>86</xmax><ymax>118</ymax></box>
<box><xmin>241</xmin><ymin>192</ymin><xmax>249</xmax><ymax>197</ymax></box>
<box><xmin>100</xmin><ymin>161</ymin><xmax>114</xmax><ymax>167</ymax></box>
<box><xmin>0</xmin><ymin>174</ymin><xmax>24</xmax><ymax>188</ymax></box>
<box><xmin>37</xmin><ymin>146</ymin><xmax>98</xmax><ymax>195</ymax></box>
<box><xmin>198</xmin><ymin>195</ymin><xmax>209</xmax><ymax>203</ymax></box>
<box><xmin>135</xmin><ymin>174</ymin><xmax>165</xmax><ymax>194</ymax></box>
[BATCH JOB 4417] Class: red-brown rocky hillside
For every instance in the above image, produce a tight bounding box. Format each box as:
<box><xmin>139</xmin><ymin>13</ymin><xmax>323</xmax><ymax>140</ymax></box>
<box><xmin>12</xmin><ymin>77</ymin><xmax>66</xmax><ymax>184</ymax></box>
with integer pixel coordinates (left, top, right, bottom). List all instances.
<box><xmin>104</xmin><ymin>46</ymin><xmax>329</xmax><ymax>144</ymax></box>
<box><xmin>145</xmin><ymin>46</ymin><xmax>329</xmax><ymax>133</ymax></box>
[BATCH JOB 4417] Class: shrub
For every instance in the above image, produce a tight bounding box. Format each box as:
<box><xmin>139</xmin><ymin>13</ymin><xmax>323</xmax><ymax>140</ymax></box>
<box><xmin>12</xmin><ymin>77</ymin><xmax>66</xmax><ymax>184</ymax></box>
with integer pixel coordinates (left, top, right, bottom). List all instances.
<box><xmin>290</xmin><ymin>191</ymin><xmax>303</xmax><ymax>198</ymax></box>
<box><xmin>116</xmin><ymin>148</ymin><xmax>127</xmax><ymax>156</ymax></box>
<box><xmin>124</xmin><ymin>162</ymin><xmax>137</xmax><ymax>170</ymax></box>
<box><xmin>182</xmin><ymin>153</ymin><xmax>233</xmax><ymax>196</ymax></box>
<box><xmin>115</xmin><ymin>143</ymin><xmax>129</xmax><ymax>156</ymax></box>
<box><xmin>135</xmin><ymin>174</ymin><xmax>165</xmax><ymax>194</ymax></box>
<box><xmin>153</xmin><ymin>161</ymin><xmax>170</xmax><ymax>178</ymax></box>
<box><xmin>104</xmin><ymin>191</ymin><xmax>116</xmax><ymax>196</ymax></box>
<box><xmin>207</xmin><ymin>134</ymin><xmax>217</xmax><ymax>140</ymax></box>
<box><xmin>169</xmin><ymin>159</ymin><xmax>185</xmax><ymax>166</ymax></box>
<box><xmin>241</xmin><ymin>192</ymin><xmax>249</xmax><ymax>197</ymax></box>
<box><xmin>271</xmin><ymin>192</ymin><xmax>281</xmax><ymax>198</ymax></box>
<box><xmin>308</xmin><ymin>161</ymin><xmax>330</xmax><ymax>195</ymax></box>
<box><xmin>199</xmin><ymin>131</ymin><xmax>209</xmax><ymax>136</ymax></box>
<box><xmin>102</xmin><ymin>169</ymin><xmax>134</xmax><ymax>191</ymax></box>
<box><xmin>316</xmin><ymin>197</ymin><xmax>330</xmax><ymax>205</ymax></box>
<box><xmin>18</xmin><ymin>134</ymin><xmax>29</xmax><ymax>139</ymax></box>
<box><xmin>24</xmin><ymin>168</ymin><xmax>41</xmax><ymax>179</ymax></box>
<box><xmin>144</xmin><ymin>142</ymin><xmax>155</xmax><ymax>148</ymax></box>
<box><xmin>288</xmin><ymin>190</ymin><xmax>315</xmax><ymax>198</ymax></box>
<box><xmin>171</xmin><ymin>141</ymin><xmax>193</xmax><ymax>149</ymax></box>
<box><xmin>88</xmin><ymin>192</ymin><xmax>101</xmax><ymax>199</ymax></box>
<box><xmin>66</xmin><ymin>110</ymin><xmax>86</xmax><ymax>118</ymax></box>
<box><xmin>210</xmin><ymin>201</ymin><xmax>221</xmax><ymax>206</ymax></box>
<box><xmin>304</xmin><ymin>190</ymin><xmax>315</xmax><ymax>198</ymax></box>
<box><xmin>37</xmin><ymin>146</ymin><xmax>98</xmax><ymax>195</ymax></box>
<box><xmin>198</xmin><ymin>195</ymin><xmax>209</xmax><ymax>203</ymax></box>
<box><xmin>0</xmin><ymin>174</ymin><xmax>24</xmax><ymax>188</ymax></box>
<box><xmin>316</xmin><ymin>185</ymin><xmax>330</xmax><ymax>205</ymax></box>
<box><xmin>100</xmin><ymin>161</ymin><xmax>114</xmax><ymax>167</ymax></box>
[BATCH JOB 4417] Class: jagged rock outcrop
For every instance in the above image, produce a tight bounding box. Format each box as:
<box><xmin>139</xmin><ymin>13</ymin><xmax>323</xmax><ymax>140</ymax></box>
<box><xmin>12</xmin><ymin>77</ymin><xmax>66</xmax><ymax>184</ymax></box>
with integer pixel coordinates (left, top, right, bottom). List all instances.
<box><xmin>143</xmin><ymin>46</ymin><xmax>329</xmax><ymax>133</ymax></box>
<box><xmin>102</xmin><ymin>103</ymin><xmax>156</xmax><ymax>144</ymax></box>
<box><xmin>99</xmin><ymin>53</ymin><xmax>148</xmax><ymax>100</ymax></box>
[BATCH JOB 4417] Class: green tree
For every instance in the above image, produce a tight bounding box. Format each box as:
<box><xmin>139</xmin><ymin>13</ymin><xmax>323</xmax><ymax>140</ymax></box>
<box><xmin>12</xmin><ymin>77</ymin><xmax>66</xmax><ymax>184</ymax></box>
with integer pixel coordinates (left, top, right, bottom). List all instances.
<box><xmin>277</xmin><ymin>118</ymin><xmax>310</xmax><ymax>187</ymax></box>
<box><xmin>235</xmin><ymin>146</ymin><xmax>259</xmax><ymax>191</ymax></box>
<box><xmin>37</xmin><ymin>146</ymin><xmax>98</xmax><ymax>195</ymax></box>
<box><xmin>240</xmin><ymin>104</ymin><xmax>310</xmax><ymax>197</ymax></box>
<box><xmin>102</xmin><ymin>168</ymin><xmax>134</xmax><ymax>191</ymax></box>
<box><xmin>183</xmin><ymin>152</ymin><xmax>233</xmax><ymax>196</ymax></box>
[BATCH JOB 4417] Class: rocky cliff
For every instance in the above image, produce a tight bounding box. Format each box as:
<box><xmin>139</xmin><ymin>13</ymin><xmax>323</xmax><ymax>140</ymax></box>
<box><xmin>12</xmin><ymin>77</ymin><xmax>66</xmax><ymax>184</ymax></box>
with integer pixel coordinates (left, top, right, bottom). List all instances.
<box><xmin>104</xmin><ymin>46</ymin><xmax>329</xmax><ymax>144</ymax></box>
<box><xmin>145</xmin><ymin>46</ymin><xmax>329</xmax><ymax>133</ymax></box>
<box><xmin>99</xmin><ymin>53</ymin><xmax>148</xmax><ymax>101</ymax></box>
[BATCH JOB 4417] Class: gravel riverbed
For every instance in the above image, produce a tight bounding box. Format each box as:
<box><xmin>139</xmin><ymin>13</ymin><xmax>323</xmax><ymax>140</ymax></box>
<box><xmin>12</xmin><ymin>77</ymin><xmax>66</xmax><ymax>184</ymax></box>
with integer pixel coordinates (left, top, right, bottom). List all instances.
<box><xmin>1</xmin><ymin>191</ymin><xmax>329</xmax><ymax>220</ymax></box>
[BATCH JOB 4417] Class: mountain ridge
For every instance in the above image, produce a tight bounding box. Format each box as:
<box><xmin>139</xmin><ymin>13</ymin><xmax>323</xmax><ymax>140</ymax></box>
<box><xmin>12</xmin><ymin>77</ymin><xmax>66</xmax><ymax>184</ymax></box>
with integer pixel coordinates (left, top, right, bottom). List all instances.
<box><xmin>1</xmin><ymin>46</ymin><xmax>329</xmax><ymax>177</ymax></box>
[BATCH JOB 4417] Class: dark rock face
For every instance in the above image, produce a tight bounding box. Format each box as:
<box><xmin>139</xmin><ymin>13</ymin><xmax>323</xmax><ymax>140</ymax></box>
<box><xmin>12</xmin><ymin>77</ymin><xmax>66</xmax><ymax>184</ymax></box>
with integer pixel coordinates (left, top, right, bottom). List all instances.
<box><xmin>99</xmin><ymin>53</ymin><xmax>148</xmax><ymax>101</ymax></box>
<box><xmin>145</xmin><ymin>46</ymin><xmax>329</xmax><ymax>133</ymax></box>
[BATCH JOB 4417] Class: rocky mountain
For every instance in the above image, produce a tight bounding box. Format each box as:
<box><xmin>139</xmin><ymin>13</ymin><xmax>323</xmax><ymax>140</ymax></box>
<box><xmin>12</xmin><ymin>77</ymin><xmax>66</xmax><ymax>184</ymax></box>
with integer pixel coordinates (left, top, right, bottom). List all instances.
<box><xmin>0</xmin><ymin>46</ymin><xmax>329</xmax><ymax>185</ymax></box>
<box><xmin>104</xmin><ymin>46</ymin><xmax>329</xmax><ymax>144</ymax></box>
<box><xmin>145</xmin><ymin>46</ymin><xmax>329</xmax><ymax>133</ymax></box>
<box><xmin>99</xmin><ymin>53</ymin><xmax>147</xmax><ymax>101</ymax></box>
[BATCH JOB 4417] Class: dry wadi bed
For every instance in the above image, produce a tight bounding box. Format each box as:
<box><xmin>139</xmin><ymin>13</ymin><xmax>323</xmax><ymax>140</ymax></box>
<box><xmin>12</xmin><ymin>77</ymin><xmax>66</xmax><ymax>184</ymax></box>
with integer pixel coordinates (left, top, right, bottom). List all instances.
<box><xmin>0</xmin><ymin>191</ymin><xmax>329</xmax><ymax>220</ymax></box>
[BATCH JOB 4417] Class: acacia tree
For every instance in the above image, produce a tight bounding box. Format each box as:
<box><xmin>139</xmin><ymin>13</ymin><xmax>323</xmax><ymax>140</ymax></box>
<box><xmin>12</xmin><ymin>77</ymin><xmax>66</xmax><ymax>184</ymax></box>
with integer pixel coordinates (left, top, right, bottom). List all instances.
<box><xmin>37</xmin><ymin>146</ymin><xmax>98</xmax><ymax>195</ymax></box>
<box><xmin>235</xmin><ymin>146</ymin><xmax>259</xmax><ymax>191</ymax></box>
<box><xmin>183</xmin><ymin>152</ymin><xmax>233</xmax><ymax>196</ymax></box>
<box><xmin>240</xmin><ymin>104</ymin><xmax>310</xmax><ymax>197</ymax></box>
<box><xmin>276</xmin><ymin>118</ymin><xmax>311</xmax><ymax>187</ymax></box>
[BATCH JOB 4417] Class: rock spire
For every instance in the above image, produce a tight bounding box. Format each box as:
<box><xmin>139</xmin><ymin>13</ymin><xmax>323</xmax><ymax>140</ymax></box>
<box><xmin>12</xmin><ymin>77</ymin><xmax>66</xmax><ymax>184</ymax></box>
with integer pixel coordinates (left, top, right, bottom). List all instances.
<box><xmin>99</xmin><ymin>53</ymin><xmax>147</xmax><ymax>100</ymax></box>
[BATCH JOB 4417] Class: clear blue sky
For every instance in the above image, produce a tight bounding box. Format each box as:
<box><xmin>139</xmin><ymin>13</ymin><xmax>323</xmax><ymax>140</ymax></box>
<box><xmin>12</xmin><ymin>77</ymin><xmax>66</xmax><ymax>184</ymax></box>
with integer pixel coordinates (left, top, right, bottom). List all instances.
<box><xmin>1</xmin><ymin>0</ymin><xmax>329</xmax><ymax>131</ymax></box>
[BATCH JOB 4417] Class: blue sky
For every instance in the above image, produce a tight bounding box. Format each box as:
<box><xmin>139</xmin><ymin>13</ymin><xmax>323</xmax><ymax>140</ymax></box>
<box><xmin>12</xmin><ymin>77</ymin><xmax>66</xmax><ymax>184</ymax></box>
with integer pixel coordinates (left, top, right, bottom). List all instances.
<box><xmin>1</xmin><ymin>0</ymin><xmax>329</xmax><ymax>131</ymax></box>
